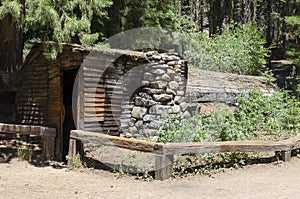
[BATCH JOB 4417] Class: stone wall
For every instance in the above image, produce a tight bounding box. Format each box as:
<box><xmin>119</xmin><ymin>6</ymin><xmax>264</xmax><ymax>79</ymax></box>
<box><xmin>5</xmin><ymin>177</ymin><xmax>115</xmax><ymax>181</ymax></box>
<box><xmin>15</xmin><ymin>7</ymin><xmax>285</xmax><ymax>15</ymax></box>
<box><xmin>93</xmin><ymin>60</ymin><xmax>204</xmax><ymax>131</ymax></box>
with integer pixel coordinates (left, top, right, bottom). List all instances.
<box><xmin>123</xmin><ymin>52</ymin><xmax>188</xmax><ymax>141</ymax></box>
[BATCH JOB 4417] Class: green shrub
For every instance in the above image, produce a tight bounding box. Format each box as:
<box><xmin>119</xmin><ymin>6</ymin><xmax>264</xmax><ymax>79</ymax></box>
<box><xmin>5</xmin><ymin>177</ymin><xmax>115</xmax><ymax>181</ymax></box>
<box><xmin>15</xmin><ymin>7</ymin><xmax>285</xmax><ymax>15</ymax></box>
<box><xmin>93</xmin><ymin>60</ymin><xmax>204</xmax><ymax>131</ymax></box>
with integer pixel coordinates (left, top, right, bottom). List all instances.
<box><xmin>158</xmin><ymin>90</ymin><xmax>300</xmax><ymax>143</ymax></box>
<box><xmin>183</xmin><ymin>24</ymin><xmax>270</xmax><ymax>76</ymax></box>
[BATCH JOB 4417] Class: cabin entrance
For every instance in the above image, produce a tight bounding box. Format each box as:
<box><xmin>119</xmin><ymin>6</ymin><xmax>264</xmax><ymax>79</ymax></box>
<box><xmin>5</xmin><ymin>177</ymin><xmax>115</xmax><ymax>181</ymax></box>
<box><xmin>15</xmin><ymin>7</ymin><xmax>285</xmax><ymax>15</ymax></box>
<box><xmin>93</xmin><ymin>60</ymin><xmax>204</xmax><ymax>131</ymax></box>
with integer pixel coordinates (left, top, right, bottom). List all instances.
<box><xmin>0</xmin><ymin>91</ymin><xmax>17</xmax><ymax>123</ymax></box>
<box><xmin>62</xmin><ymin>68</ymin><xmax>79</xmax><ymax>160</ymax></box>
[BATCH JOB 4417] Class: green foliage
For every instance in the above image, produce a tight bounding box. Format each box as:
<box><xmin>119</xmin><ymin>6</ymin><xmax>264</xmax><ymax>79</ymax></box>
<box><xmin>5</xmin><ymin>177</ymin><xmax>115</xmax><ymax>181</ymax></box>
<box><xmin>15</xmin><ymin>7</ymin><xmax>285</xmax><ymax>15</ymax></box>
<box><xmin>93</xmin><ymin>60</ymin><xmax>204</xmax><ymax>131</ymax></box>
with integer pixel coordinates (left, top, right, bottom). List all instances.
<box><xmin>159</xmin><ymin>90</ymin><xmax>300</xmax><ymax>143</ymax></box>
<box><xmin>66</xmin><ymin>153</ymin><xmax>85</xmax><ymax>170</ymax></box>
<box><xmin>183</xmin><ymin>24</ymin><xmax>270</xmax><ymax>75</ymax></box>
<box><xmin>0</xmin><ymin>0</ymin><xmax>22</xmax><ymax>21</ymax></box>
<box><xmin>124</xmin><ymin>0</ymin><xmax>177</xmax><ymax>30</ymax></box>
<box><xmin>24</xmin><ymin>0</ymin><xmax>112</xmax><ymax>46</ymax></box>
<box><xmin>17</xmin><ymin>146</ymin><xmax>33</xmax><ymax>161</ymax></box>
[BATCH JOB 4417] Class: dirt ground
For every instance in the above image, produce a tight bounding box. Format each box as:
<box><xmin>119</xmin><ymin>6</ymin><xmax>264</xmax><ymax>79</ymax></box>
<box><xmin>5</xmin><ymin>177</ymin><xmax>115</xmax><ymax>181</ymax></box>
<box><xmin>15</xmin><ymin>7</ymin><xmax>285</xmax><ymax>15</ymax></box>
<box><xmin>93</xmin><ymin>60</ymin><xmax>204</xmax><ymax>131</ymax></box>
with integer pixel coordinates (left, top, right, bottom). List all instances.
<box><xmin>1</xmin><ymin>155</ymin><xmax>300</xmax><ymax>199</ymax></box>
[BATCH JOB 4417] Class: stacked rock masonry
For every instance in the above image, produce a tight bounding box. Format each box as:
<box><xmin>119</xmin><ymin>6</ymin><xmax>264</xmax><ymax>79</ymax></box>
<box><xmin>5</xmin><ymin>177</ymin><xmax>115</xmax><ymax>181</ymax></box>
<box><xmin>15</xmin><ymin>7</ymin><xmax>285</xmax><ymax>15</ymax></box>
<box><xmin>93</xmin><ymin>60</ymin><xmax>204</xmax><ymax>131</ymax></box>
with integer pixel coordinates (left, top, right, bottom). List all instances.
<box><xmin>122</xmin><ymin>51</ymin><xmax>188</xmax><ymax>141</ymax></box>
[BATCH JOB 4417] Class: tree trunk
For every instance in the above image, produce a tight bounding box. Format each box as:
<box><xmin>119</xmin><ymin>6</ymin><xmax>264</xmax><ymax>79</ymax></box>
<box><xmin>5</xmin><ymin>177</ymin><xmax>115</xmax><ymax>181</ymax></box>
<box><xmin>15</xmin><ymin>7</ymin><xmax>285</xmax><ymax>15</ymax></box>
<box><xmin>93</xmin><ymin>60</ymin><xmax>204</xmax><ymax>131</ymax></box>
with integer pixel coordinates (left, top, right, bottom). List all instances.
<box><xmin>0</xmin><ymin>1</ymin><xmax>24</xmax><ymax>73</ymax></box>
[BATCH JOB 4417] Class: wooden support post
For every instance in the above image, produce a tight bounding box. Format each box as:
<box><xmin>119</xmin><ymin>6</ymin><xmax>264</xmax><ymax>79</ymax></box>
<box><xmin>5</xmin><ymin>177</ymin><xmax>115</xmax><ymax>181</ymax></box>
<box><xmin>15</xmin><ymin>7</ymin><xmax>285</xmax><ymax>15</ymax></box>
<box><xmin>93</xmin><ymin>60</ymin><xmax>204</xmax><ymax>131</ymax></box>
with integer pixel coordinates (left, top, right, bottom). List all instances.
<box><xmin>67</xmin><ymin>139</ymin><xmax>77</xmax><ymax>166</ymax></box>
<box><xmin>155</xmin><ymin>154</ymin><xmax>174</xmax><ymax>181</ymax></box>
<box><xmin>282</xmin><ymin>150</ymin><xmax>291</xmax><ymax>162</ymax></box>
<box><xmin>42</xmin><ymin>135</ymin><xmax>55</xmax><ymax>160</ymax></box>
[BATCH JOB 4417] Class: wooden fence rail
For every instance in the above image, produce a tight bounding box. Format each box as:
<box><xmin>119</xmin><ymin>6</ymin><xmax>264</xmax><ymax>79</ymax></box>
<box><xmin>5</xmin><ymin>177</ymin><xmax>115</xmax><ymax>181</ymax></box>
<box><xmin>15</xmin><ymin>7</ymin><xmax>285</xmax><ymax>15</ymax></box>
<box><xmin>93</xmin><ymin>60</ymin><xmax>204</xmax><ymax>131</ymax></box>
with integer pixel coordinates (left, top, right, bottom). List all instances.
<box><xmin>0</xmin><ymin>123</ymin><xmax>56</xmax><ymax>159</ymax></box>
<box><xmin>69</xmin><ymin>130</ymin><xmax>300</xmax><ymax>180</ymax></box>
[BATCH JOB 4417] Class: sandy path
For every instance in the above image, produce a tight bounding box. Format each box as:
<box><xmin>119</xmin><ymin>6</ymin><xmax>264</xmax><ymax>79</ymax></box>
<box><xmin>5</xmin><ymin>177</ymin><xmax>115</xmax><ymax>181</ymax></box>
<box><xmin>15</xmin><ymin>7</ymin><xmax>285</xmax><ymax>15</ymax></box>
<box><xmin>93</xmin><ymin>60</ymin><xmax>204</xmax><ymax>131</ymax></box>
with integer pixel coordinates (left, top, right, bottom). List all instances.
<box><xmin>1</xmin><ymin>157</ymin><xmax>300</xmax><ymax>199</ymax></box>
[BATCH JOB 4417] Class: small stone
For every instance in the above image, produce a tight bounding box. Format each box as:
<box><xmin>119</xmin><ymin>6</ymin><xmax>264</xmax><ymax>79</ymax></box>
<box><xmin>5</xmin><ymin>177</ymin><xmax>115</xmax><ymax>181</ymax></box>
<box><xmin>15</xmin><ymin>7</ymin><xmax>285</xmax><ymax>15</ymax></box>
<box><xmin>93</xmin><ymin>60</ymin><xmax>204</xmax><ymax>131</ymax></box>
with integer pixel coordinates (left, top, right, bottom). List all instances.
<box><xmin>174</xmin><ymin>75</ymin><xmax>182</xmax><ymax>82</ymax></box>
<box><xmin>135</xmin><ymin>120</ymin><xmax>144</xmax><ymax>129</ymax></box>
<box><xmin>170</xmin><ymin>105</ymin><xmax>181</xmax><ymax>113</ymax></box>
<box><xmin>180</xmin><ymin>102</ymin><xmax>189</xmax><ymax>111</ymax></box>
<box><xmin>146</xmin><ymin>51</ymin><xmax>156</xmax><ymax>57</ymax></box>
<box><xmin>151</xmin><ymin>81</ymin><xmax>168</xmax><ymax>89</ymax></box>
<box><xmin>152</xmin><ymin>55</ymin><xmax>162</xmax><ymax>60</ymax></box>
<box><xmin>148</xmin><ymin>120</ymin><xmax>162</xmax><ymax>129</ymax></box>
<box><xmin>144</xmin><ymin>88</ymin><xmax>165</xmax><ymax>94</ymax></box>
<box><xmin>150</xmin><ymin>136</ymin><xmax>159</xmax><ymax>142</ymax></box>
<box><xmin>177</xmin><ymin>90</ymin><xmax>185</xmax><ymax>96</ymax></box>
<box><xmin>143</xmin><ymin>72</ymin><xmax>154</xmax><ymax>81</ymax></box>
<box><xmin>149</xmin><ymin>105</ymin><xmax>171</xmax><ymax>115</ymax></box>
<box><xmin>182</xmin><ymin>110</ymin><xmax>191</xmax><ymax>119</ymax></box>
<box><xmin>138</xmin><ymin>92</ymin><xmax>152</xmax><ymax>99</ymax></box>
<box><xmin>167</xmin><ymin>69</ymin><xmax>176</xmax><ymax>75</ymax></box>
<box><xmin>141</xmin><ymin>81</ymin><xmax>150</xmax><ymax>86</ymax></box>
<box><xmin>155</xmin><ymin>73</ymin><xmax>171</xmax><ymax>81</ymax></box>
<box><xmin>174</xmin><ymin>96</ymin><xmax>184</xmax><ymax>104</ymax></box>
<box><xmin>143</xmin><ymin>114</ymin><xmax>157</xmax><ymax>122</ymax></box>
<box><xmin>152</xmin><ymin>69</ymin><xmax>165</xmax><ymax>75</ymax></box>
<box><xmin>135</xmin><ymin>97</ymin><xmax>158</xmax><ymax>106</ymax></box>
<box><xmin>153</xmin><ymin>94</ymin><xmax>173</xmax><ymax>102</ymax></box>
<box><xmin>167</xmin><ymin>61</ymin><xmax>177</xmax><ymax>66</ymax></box>
<box><xmin>125</xmin><ymin>133</ymin><xmax>133</xmax><ymax>138</ymax></box>
<box><xmin>128</xmin><ymin>126</ymin><xmax>138</xmax><ymax>134</ymax></box>
<box><xmin>132</xmin><ymin>107</ymin><xmax>148</xmax><ymax>119</ymax></box>
<box><xmin>168</xmin><ymin>81</ymin><xmax>179</xmax><ymax>90</ymax></box>
<box><xmin>166</xmin><ymin>88</ymin><xmax>176</xmax><ymax>95</ymax></box>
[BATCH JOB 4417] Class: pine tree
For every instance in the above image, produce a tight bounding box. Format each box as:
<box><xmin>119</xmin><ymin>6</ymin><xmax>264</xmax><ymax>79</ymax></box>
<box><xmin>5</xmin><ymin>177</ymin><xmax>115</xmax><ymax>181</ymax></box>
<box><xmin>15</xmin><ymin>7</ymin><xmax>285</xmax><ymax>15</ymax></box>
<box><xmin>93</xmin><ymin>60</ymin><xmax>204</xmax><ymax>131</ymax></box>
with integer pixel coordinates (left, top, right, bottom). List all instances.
<box><xmin>0</xmin><ymin>0</ymin><xmax>112</xmax><ymax>72</ymax></box>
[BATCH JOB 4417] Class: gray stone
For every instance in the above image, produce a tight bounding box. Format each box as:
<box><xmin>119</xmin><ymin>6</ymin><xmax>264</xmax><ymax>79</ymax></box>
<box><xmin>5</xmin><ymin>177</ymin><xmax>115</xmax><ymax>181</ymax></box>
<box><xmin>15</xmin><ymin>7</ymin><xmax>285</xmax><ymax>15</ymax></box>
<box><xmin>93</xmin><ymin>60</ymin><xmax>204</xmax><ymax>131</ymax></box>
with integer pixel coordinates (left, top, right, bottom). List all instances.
<box><xmin>151</xmin><ymin>55</ymin><xmax>162</xmax><ymax>60</ymax></box>
<box><xmin>174</xmin><ymin>75</ymin><xmax>182</xmax><ymax>82</ymax></box>
<box><xmin>128</xmin><ymin>126</ymin><xmax>138</xmax><ymax>134</ymax></box>
<box><xmin>151</xmin><ymin>81</ymin><xmax>168</xmax><ymax>89</ymax></box>
<box><xmin>152</xmin><ymin>64</ymin><xmax>169</xmax><ymax>69</ymax></box>
<box><xmin>153</xmin><ymin>69</ymin><xmax>165</xmax><ymax>75</ymax></box>
<box><xmin>153</xmin><ymin>94</ymin><xmax>173</xmax><ymax>102</ymax></box>
<box><xmin>149</xmin><ymin>105</ymin><xmax>171</xmax><ymax>115</ymax></box>
<box><xmin>177</xmin><ymin>90</ymin><xmax>185</xmax><ymax>96</ymax></box>
<box><xmin>168</xmin><ymin>81</ymin><xmax>179</xmax><ymax>90</ymax></box>
<box><xmin>155</xmin><ymin>73</ymin><xmax>171</xmax><ymax>81</ymax></box>
<box><xmin>146</xmin><ymin>51</ymin><xmax>156</xmax><ymax>57</ymax></box>
<box><xmin>135</xmin><ymin>120</ymin><xmax>144</xmax><ymax>129</ymax></box>
<box><xmin>143</xmin><ymin>72</ymin><xmax>154</xmax><ymax>81</ymax></box>
<box><xmin>141</xmin><ymin>81</ymin><xmax>150</xmax><ymax>86</ymax></box>
<box><xmin>182</xmin><ymin>110</ymin><xmax>191</xmax><ymax>119</ymax></box>
<box><xmin>135</xmin><ymin>97</ymin><xmax>158</xmax><ymax>106</ymax></box>
<box><xmin>138</xmin><ymin>92</ymin><xmax>152</xmax><ymax>99</ymax></box>
<box><xmin>167</xmin><ymin>61</ymin><xmax>177</xmax><ymax>66</ymax></box>
<box><xmin>150</xmin><ymin>136</ymin><xmax>159</xmax><ymax>142</ymax></box>
<box><xmin>143</xmin><ymin>114</ymin><xmax>157</xmax><ymax>122</ymax></box>
<box><xmin>144</xmin><ymin>88</ymin><xmax>165</xmax><ymax>94</ymax></box>
<box><xmin>132</xmin><ymin>106</ymin><xmax>147</xmax><ymax>119</ymax></box>
<box><xmin>143</xmin><ymin>129</ymin><xmax>157</xmax><ymax>137</ymax></box>
<box><xmin>180</xmin><ymin>102</ymin><xmax>189</xmax><ymax>111</ymax></box>
<box><xmin>174</xmin><ymin>96</ymin><xmax>184</xmax><ymax>104</ymax></box>
<box><xmin>167</xmin><ymin>69</ymin><xmax>176</xmax><ymax>75</ymax></box>
<box><xmin>166</xmin><ymin>88</ymin><xmax>176</xmax><ymax>95</ymax></box>
<box><xmin>170</xmin><ymin>105</ymin><xmax>181</xmax><ymax>113</ymax></box>
<box><xmin>125</xmin><ymin>132</ymin><xmax>133</xmax><ymax>138</ymax></box>
<box><xmin>148</xmin><ymin>120</ymin><xmax>162</xmax><ymax>129</ymax></box>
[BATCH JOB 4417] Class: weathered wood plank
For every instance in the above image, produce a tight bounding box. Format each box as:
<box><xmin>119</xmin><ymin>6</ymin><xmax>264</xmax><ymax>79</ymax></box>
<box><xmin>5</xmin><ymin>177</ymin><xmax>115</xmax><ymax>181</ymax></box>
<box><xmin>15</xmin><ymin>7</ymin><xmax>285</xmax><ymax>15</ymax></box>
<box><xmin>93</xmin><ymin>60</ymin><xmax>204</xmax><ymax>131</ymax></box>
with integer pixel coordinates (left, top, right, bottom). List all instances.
<box><xmin>0</xmin><ymin>123</ymin><xmax>56</xmax><ymax>137</ymax></box>
<box><xmin>155</xmin><ymin>155</ymin><xmax>174</xmax><ymax>181</ymax></box>
<box><xmin>70</xmin><ymin>130</ymin><xmax>163</xmax><ymax>154</ymax></box>
<box><xmin>162</xmin><ymin>141</ymin><xmax>292</xmax><ymax>155</ymax></box>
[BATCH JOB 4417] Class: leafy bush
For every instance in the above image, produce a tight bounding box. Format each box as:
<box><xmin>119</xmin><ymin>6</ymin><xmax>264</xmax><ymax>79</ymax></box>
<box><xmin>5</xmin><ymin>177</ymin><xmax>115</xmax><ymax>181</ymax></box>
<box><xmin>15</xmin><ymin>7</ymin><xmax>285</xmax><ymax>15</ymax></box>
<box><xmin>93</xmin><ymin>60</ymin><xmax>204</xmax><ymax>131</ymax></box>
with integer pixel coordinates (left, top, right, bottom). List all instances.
<box><xmin>158</xmin><ymin>90</ymin><xmax>300</xmax><ymax>143</ymax></box>
<box><xmin>183</xmin><ymin>24</ymin><xmax>270</xmax><ymax>76</ymax></box>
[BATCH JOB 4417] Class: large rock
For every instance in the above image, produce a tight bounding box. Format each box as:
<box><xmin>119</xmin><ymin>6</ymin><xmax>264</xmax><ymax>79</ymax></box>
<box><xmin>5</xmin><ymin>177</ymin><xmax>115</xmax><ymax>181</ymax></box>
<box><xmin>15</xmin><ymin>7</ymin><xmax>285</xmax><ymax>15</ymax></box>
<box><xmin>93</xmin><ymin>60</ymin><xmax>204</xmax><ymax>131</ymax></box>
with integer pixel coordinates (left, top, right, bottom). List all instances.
<box><xmin>168</xmin><ymin>81</ymin><xmax>179</xmax><ymax>90</ymax></box>
<box><xmin>151</xmin><ymin>81</ymin><xmax>168</xmax><ymax>89</ymax></box>
<box><xmin>153</xmin><ymin>94</ymin><xmax>173</xmax><ymax>102</ymax></box>
<box><xmin>132</xmin><ymin>106</ymin><xmax>147</xmax><ymax>119</ymax></box>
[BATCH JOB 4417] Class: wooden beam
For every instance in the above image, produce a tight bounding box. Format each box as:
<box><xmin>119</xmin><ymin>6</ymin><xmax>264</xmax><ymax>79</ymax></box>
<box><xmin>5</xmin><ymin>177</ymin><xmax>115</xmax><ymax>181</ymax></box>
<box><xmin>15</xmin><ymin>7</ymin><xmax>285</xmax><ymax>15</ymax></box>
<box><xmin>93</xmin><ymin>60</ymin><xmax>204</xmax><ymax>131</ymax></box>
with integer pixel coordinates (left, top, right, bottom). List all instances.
<box><xmin>155</xmin><ymin>155</ymin><xmax>174</xmax><ymax>181</ymax></box>
<box><xmin>0</xmin><ymin>123</ymin><xmax>56</xmax><ymax>137</ymax></box>
<box><xmin>0</xmin><ymin>123</ymin><xmax>56</xmax><ymax>159</ymax></box>
<box><xmin>70</xmin><ymin>130</ymin><xmax>163</xmax><ymax>154</ymax></box>
<box><xmin>162</xmin><ymin>140</ymin><xmax>292</xmax><ymax>155</ymax></box>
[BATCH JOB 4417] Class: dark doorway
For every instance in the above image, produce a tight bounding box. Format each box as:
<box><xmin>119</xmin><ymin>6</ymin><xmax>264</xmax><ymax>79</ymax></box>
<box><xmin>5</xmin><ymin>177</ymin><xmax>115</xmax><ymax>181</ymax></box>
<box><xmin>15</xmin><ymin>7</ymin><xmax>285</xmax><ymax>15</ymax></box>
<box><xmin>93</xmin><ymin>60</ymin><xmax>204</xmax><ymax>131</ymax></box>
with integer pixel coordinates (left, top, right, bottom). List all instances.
<box><xmin>62</xmin><ymin>68</ymin><xmax>79</xmax><ymax>161</ymax></box>
<box><xmin>0</xmin><ymin>92</ymin><xmax>17</xmax><ymax>123</ymax></box>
